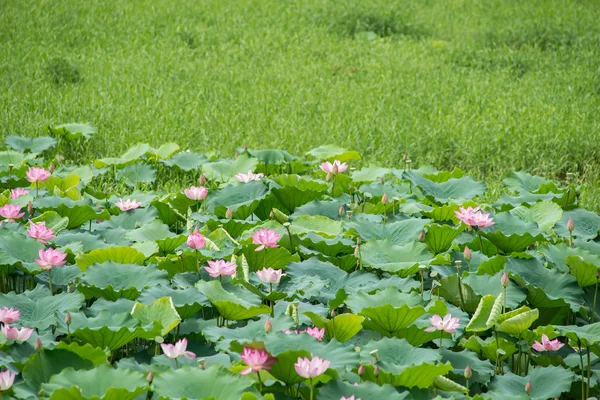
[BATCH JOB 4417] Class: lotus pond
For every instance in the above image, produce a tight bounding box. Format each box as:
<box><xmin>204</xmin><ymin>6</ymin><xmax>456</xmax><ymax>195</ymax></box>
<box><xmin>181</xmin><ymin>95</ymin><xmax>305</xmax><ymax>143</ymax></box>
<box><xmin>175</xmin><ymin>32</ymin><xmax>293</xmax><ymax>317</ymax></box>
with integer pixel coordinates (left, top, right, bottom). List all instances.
<box><xmin>0</xmin><ymin>127</ymin><xmax>599</xmax><ymax>399</ymax></box>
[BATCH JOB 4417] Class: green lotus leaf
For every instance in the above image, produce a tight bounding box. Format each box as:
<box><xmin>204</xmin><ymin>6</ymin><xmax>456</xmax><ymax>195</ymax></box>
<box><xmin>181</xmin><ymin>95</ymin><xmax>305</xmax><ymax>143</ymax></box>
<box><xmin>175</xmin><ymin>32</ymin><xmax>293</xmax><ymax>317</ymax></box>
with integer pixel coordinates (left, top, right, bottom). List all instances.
<box><xmin>207</xmin><ymin>181</ymin><xmax>268</xmax><ymax>219</ymax></box>
<box><xmin>0</xmin><ymin>230</ymin><xmax>45</xmax><ymax>272</ymax></box>
<box><xmin>504</xmin><ymin>171</ymin><xmax>551</xmax><ymax>193</ymax></box>
<box><xmin>21</xmin><ymin>349</ymin><xmax>95</xmax><ymax>393</ymax></box>
<box><xmin>242</xmin><ymin>246</ymin><xmax>299</xmax><ymax>271</ymax></box>
<box><xmin>361</xmin><ymin>240</ymin><xmax>433</xmax><ymax>276</ymax></box>
<box><xmin>303</xmin><ymin>312</ymin><xmax>363</xmax><ymax>342</ymax></box>
<box><xmin>41</xmin><ymin>173</ymin><xmax>80</xmax><ymax>193</ymax></box>
<box><xmin>94</xmin><ymin>143</ymin><xmax>151</xmax><ymax>167</ymax></box>
<box><xmin>463</xmin><ymin>272</ymin><xmax>527</xmax><ymax>309</ymax></box>
<box><xmin>151</xmin><ymin>198</ymin><xmax>186</xmax><ymax>226</ymax></box>
<box><xmin>31</xmin><ymin>211</ymin><xmax>69</xmax><ymax>234</ymax></box>
<box><xmin>555</xmin><ymin>323</ymin><xmax>600</xmax><ymax>347</ymax></box>
<box><xmin>496</xmin><ymin>306</ymin><xmax>539</xmax><ymax>336</ymax></box>
<box><xmin>292</xmin><ymin>198</ymin><xmax>346</xmax><ymax>220</ymax></box>
<box><xmin>49</xmin><ymin>123</ymin><xmax>96</xmax><ymax>140</ymax></box>
<box><xmin>76</xmin><ymin>247</ymin><xmax>147</xmax><ymax>271</ymax></box>
<box><xmin>466</xmin><ymin>293</ymin><xmax>503</xmax><ymax>332</ymax></box>
<box><xmin>124</xmin><ymin>220</ymin><xmax>175</xmax><ymax>243</ymax></box>
<box><xmin>100</xmin><ymin>206</ymin><xmax>158</xmax><ymax>230</ymax></box>
<box><xmin>162</xmin><ymin>151</ymin><xmax>209</xmax><ymax>171</ymax></box>
<box><xmin>138</xmin><ymin>284</ymin><xmax>209</xmax><ymax>319</ymax></box>
<box><xmin>146</xmin><ymin>143</ymin><xmax>180</xmax><ymax>160</ymax></box>
<box><xmin>345</xmin><ymin>218</ymin><xmax>430</xmax><ymax>245</ymax></box>
<box><xmin>511</xmin><ymin>200</ymin><xmax>563</xmax><ymax>234</ymax></box>
<box><xmin>300</xmin><ymin>231</ymin><xmax>354</xmax><ymax>257</ymax></box>
<box><xmin>290</xmin><ymin>215</ymin><xmax>342</xmax><ymax>238</ymax></box>
<box><xmin>434</xmin><ymin>375</ymin><xmax>468</xmax><ymax>393</ymax></box>
<box><xmin>554</xmin><ymin>209</ymin><xmax>600</xmax><ymax>240</ymax></box>
<box><xmin>360</xmin><ymin>337</ymin><xmax>451</xmax><ymax>388</ymax></box>
<box><xmin>153</xmin><ymin>366</ymin><xmax>258</xmax><ymax>399</ymax></box>
<box><xmin>35</xmin><ymin>196</ymin><xmax>110</xmax><ymax>229</ymax></box>
<box><xmin>195</xmin><ymin>280</ymin><xmax>270</xmax><ymax>320</ymax></box>
<box><xmin>404</xmin><ymin>170</ymin><xmax>486</xmax><ymax>203</ymax></box>
<box><xmin>305</xmin><ymin>145</ymin><xmax>361</xmax><ymax>162</ymax></box>
<box><xmin>64</xmin><ymin>311</ymin><xmax>146</xmax><ymax>350</ymax></box>
<box><xmin>439</xmin><ymin>274</ymin><xmax>480</xmax><ymax>313</ymax></box>
<box><xmin>201</xmin><ymin>154</ymin><xmax>258</xmax><ymax>182</ymax></box>
<box><xmin>130</xmin><ymin>296</ymin><xmax>181</xmax><ymax>337</ymax></box>
<box><xmin>461</xmin><ymin>335</ymin><xmax>517</xmax><ymax>362</ymax></box>
<box><xmin>78</xmin><ymin>262</ymin><xmax>169</xmax><ymax>301</ymax></box>
<box><xmin>440</xmin><ymin>348</ymin><xmax>494</xmax><ymax>385</ymax></box>
<box><xmin>0</xmin><ymin>285</ymin><xmax>83</xmax><ymax>330</ymax></box>
<box><xmin>566</xmin><ymin>255</ymin><xmax>600</xmax><ymax>287</ymax></box>
<box><xmin>351</xmin><ymin>165</ymin><xmax>392</xmax><ymax>182</ymax></box>
<box><xmin>5</xmin><ymin>135</ymin><xmax>57</xmax><ymax>153</ymax></box>
<box><xmin>487</xmin><ymin>366</ymin><xmax>575</xmax><ymax>400</ymax></box>
<box><xmin>204</xmin><ymin>315</ymin><xmax>292</xmax><ymax>352</ymax></box>
<box><xmin>539</xmin><ymin>243</ymin><xmax>600</xmax><ymax>273</ymax></box>
<box><xmin>43</xmin><ymin>365</ymin><xmax>148</xmax><ymax>400</ymax></box>
<box><xmin>425</xmin><ymin>223</ymin><xmax>463</xmax><ymax>254</ymax></box>
<box><xmin>319</xmin><ymin>380</ymin><xmax>410</xmax><ymax>400</ymax></box>
<box><xmin>116</xmin><ymin>163</ymin><xmax>156</xmax><ymax>188</ymax></box>
<box><xmin>53</xmin><ymin>342</ymin><xmax>109</xmax><ymax>366</ymax></box>
<box><xmin>270</xmin><ymin>175</ymin><xmax>327</xmax><ymax>211</ymax></box>
<box><xmin>360</xmin><ymin>304</ymin><xmax>426</xmax><ymax>337</ymax></box>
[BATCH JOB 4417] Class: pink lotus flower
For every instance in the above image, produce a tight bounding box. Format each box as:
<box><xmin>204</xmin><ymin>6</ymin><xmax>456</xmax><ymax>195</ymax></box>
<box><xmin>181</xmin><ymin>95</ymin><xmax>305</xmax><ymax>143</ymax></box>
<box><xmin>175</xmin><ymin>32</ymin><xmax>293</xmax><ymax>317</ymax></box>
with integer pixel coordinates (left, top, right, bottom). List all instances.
<box><xmin>251</xmin><ymin>228</ymin><xmax>280</xmax><ymax>251</ymax></box>
<box><xmin>25</xmin><ymin>167</ymin><xmax>51</xmax><ymax>183</ymax></box>
<box><xmin>34</xmin><ymin>248</ymin><xmax>67</xmax><ymax>270</ymax></box>
<box><xmin>0</xmin><ymin>370</ymin><xmax>16</xmax><ymax>391</ymax></box>
<box><xmin>305</xmin><ymin>327</ymin><xmax>325</xmax><ymax>341</ymax></box>
<box><xmin>1</xmin><ymin>325</ymin><xmax>33</xmax><ymax>341</ymax></box>
<box><xmin>235</xmin><ymin>170</ymin><xmax>264</xmax><ymax>183</ymax></box>
<box><xmin>187</xmin><ymin>232</ymin><xmax>206</xmax><ymax>250</ymax></box>
<box><xmin>256</xmin><ymin>267</ymin><xmax>286</xmax><ymax>284</ymax></box>
<box><xmin>341</xmin><ymin>396</ymin><xmax>360</xmax><ymax>400</ymax></box>
<box><xmin>0</xmin><ymin>204</ymin><xmax>24</xmax><ymax>222</ymax></box>
<box><xmin>294</xmin><ymin>356</ymin><xmax>330</xmax><ymax>379</ymax></box>
<box><xmin>320</xmin><ymin>160</ymin><xmax>348</xmax><ymax>174</ymax></box>
<box><xmin>161</xmin><ymin>338</ymin><xmax>196</xmax><ymax>359</ymax></box>
<box><xmin>0</xmin><ymin>308</ymin><xmax>19</xmax><ymax>324</ymax></box>
<box><xmin>26</xmin><ymin>221</ymin><xmax>55</xmax><ymax>245</ymax></box>
<box><xmin>204</xmin><ymin>260</ymin><xmax>237</xmax><ymax>278</ymax></box>
<box><xmin>425</xmin><ymin>313</ymin><xmax>460</xmax><ymax>333</ymax></box>
<box><xmin>284</xmin><ymin>329</ymin><xmax>300</xmax><ymax>334</ymax></box>
<box><xmin>454</xmin><ymin>206</ymin><xmax>494</xmax><ymax>228</ymax></box>
<box><xmin>10</xmin><ymin>188</ymin><xmax>29</xmax><ymax>199</ymax></box>
<box><xmin>239</xmin><ymin>347</ymin><xmax>277</xmax><ymax>375</ymax></box>
<box><xmin>532</xmin><ymin>334</ymin><xmax>564</xmax><ymax>352</ymax></box>
<box><xmin>115</xmin><ymin>198</ymin><xmax>141</xmax><ymax>212</ymax></box>
<box><xmin>184</xmin><ymin>186</ymin><xmax>208</xmax><ymax>201</ymax></box>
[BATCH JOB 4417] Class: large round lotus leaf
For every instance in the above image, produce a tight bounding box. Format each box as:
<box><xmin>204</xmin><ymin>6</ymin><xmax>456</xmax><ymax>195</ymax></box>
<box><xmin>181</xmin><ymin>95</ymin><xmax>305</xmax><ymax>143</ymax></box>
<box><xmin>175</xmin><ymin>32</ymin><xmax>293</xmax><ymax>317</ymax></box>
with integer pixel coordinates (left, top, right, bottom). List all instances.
<box><xmin>319</xmin><ymin>380</ymin><xmax>410</xmax><ymax>400</ymax></box>
<box><xmin>441</xmin><ymin>348</ymin><xmax>494</xmax><ymax>385</ymax></box>
<box><xmin>5</xmin><ymin>135</ymin><xmax>57</xmax><ymax>153</ymax></box>
<box><xmin>290</xmin><ymin>215</ymin><xmax>342</xmax><ymax>238</ymax></box>
<box><xmin>153</xmin><ymin>365</ymin><xmax>257</xmax><ymax>400</ymax></box>
<box><xmin>34</xmin><ymin>196</ymin><xmax>110</xmax><ymax>229</ymax></box>
<box><xmin>538</xmin><ymin>243</ymin><xmax>600</xmax><ymax>273</ymax></box>
<box><xmin>145</xmin><ymin>143</ymin><xmax>180</xmax><ymax>161</ymax></box>
<box><xmin>496</xmin><ymin>306</ymin><xmax>539</xmax><ymax>336</ymax></box>
<box><xmin>0</xmin><ymin>285</ymin><xmax>83</xmax><ymax>330</ymax></box>
<box><xmin>424</xmin><ymin>223</ymin><xmax>463</xmax><ymax>254</ymax></box>
<box><xmin>305</xmin><ymin>145</ymin><xmax>361</xmax><ymax>162</ymax></box>
<box><xmin>555</xmin><ymin>323</ymin><xmax>600</xmax><ymax>347</ymax></box>
<box><xmin>270</xmin><ymin>174</ymin><xmax>327</xmax><ymax>211</ymax></box>
<box><xmin>138</xmin><ymin>284</ymin><xmax>209</xmax><ymax>319</ymax></box>
<box><xmin>130</xmin><ymin>296</ymin><xmax>181</xmax><ymax>337</ymax></box>
<box><xmin>49</xmin><ymin>123</ymin><xmax>96</xmax><ymax>140</ymax></box>
<box><xmin>487</xmin><ymin>366</ymin><xmax>575</xmax><ymax>400</ymax></box>
<box><xmin>303</xmin><ymin>312</ymin><xmax>364</xmax><ymax>342</ymax></box>
<box><xmin>76</xmin><ymin>247</ymin><xmax>147</xmax><ymax>271</ymax></box>
<box><xmin>116</xmin><ymin>163</ymin><xmax>156</xmax><ymax>188</ymax></box>
<box><xmin>42</xmin><ymin>364</ymin><xmax>148</xmax><ymax>400</ymax></box>
<box><xmin>292</xmin><ymin>198</ymin><xmax>347</xmax><ymax>220</ymax></box>
<box><xmin>510</xmin><ymin>200</ymin><xmax>563</xmax><ymax>234</ymax></box>
<box><xmin>195</xmin><ymin>280</ymin><xmax>270</xmax><ymax>320</ymax></box>
<box><xmin>361</xmin><ymin>240</ymin><xmax>434</xmax><ymax>276</ymax></box>
<box><xmin>555</xmin><ymin>209</ymin><xmax>600</xmax><ymax>240</ymax></box>
<box><xmin>504</xmin><ymin>171</ymin><xmax>551</xmax><ymax>193</ymax></box>
<box><xmin>0</xmin><ymin>230</ymin><xmax>45</xmax><ymax>273</ymax></box>
<box><xmin>206</xmin><ymin>181</ymin><xmax>269</xmax><ymax>219</ymax></box>
<box><xmin>345</xmin><ymin>218</ymin><xmax>430</xmax><ymax>245</ymax></box>
<box><xmin>404</xmin><ymin>170</ymin><xmax>486</xmax><ymax>203</ymax></box>
<box><xmin>162</xmin><ymin>151</ymin><xmax>208</xmax><ymax>171</ymax></box>
<box><xmin>94</xmin><ymin>143</ymin><xmax>151</xmax><ymax>167</ymax></box>
<box><xmin>465</xmin><ymin>294</ymin><xmax>503</xmax><ymax>333</ymax></box>
<box><xmin>62</xmin><ymin>311</ymin><xmax>146</xmax><ymax>350</ymax></box>
<box><xmin>463</xmin><ymin>272</ymin><xmax>527</xmax><ymax>309</ymax></box>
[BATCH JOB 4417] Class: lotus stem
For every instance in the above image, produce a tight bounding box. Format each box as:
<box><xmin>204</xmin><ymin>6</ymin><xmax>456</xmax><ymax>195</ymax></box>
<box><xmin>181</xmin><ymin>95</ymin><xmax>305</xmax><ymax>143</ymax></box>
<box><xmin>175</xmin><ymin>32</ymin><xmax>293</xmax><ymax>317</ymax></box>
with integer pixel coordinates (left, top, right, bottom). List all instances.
<box><xmin>578</xmin><ymin>339</ymin><xmax>585</xmax><ymax>400</ymax></box>
<box><xmin>310</xmin><ymin>378</ymin><xmax>314</xmax><ymax>400</ymax></box>
<box><xmin>592</xmin><ymin>280</ymin><xmax>599</xmax><ymax>324</ymax></box>
<box><xmin>35</xmin><ymin>181</ymin><xmax>39</xmax><ymax>197</ymax></box>
<box><xmin>502</xmin><ymin>287</ymin><xmax>507</xmax><ymax>314</ymax></box>
<box><xmin>494</xmin><ymin>328</ymin><xmax>502</xmax><ymax>374</ymax></box>
<box><xmin>269</xmin><ymin>283</ymin><xmax>274</xmax><ymax>317</ymax></box>
<box><xmin>439</xmin><ymin>330</ymin><xmax>443</xmax><ymax>349</ymax></box>
<box><xmin>195</xmin><ymin>250</ymin><xmax>199</xmax><ymax>273</ymax></box>
<box><xmin>263</xmin><ymin>249</ymin><xmax>267</xmax><ymax>269</ymax></box>
<box><xmin>569</xmin><ymin>232</ymin><xmax>573</xmax><ymax>248</ymax></box>
<box><xmin>587</xmin><ymin>347</ymin><xmax>591</xmax><ymax>399</ymax></box>
<box><xmin>516</xmin><ymin>335</ymin><xmax>522</xmax><ymax>375</ymax></box>
<box><xmin>457</xmin><ymin>272</ymin><xmax>466</xmax><ymax>311</ymax></box>
<box><xmin>175</xmin><ymin>358</ymin><xmax>179</xmax><ymax>369</ymax></box>
<box><xmin>48</xmin><ymin>269</ymin><xmax>53</xmax><ymax>295</ymax></box>
<box><xmin>466</xmin><ymin>379</ymin><xmax>470</xmax><ymax>400</ymax></box>
<box><xmin>256</xmin><ymin>370</ymin><xmax>263</xmax><ymax>392</ymax></box>
<box><xmin>478</xmin><ymin>231</ymin><xmax>484</xmax><ymax>254</ymax></box>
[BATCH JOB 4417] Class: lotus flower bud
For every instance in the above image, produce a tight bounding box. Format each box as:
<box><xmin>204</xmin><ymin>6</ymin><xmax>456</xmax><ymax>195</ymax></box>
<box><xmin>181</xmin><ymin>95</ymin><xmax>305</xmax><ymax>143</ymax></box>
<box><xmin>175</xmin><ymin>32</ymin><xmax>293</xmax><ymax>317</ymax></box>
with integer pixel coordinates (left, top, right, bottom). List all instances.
<box><xmin>147</xmin><ymin>371</ymin><xmax>154</xmax><ymax>383</ymax></box>
<box><xmin>358</xmin><ymin>364</ymin><xmax>365</xmax><ymax>375</ymax></box>
<box><xmin>226</xmin><ymin>208</ymin><xmax>233</xmax><ymax>219</ymax></box>
<box><xmin>354</xmin><ymin>245</ymin><xmax>359</xmax><ymax>257</ymax></box>
<box><xmin>35</xmin><ymin>338</ymin><xmax>43</xmax><ymax>352</ymax></box>
<box><xmin>464</xmin><ymin>365</ymin><xmax>472</xmax><ymax>379</ymax></box>
<box><xmin>65</xmin><ymin>312</ymin><xmax>72</xmax><ymax>326</ymax></box>
<box><xmin>27</xmin><ymin>201</ymin><xmax>34</xmax><ymax>215</ymax></box>
<box><xmin>271</xmin><ymin>208</ymin><xmax>289</xmax><ymax>224</ymax></box>
<box><xmin>264</xmin><ymin>319</ymin><xmax>272</xmax><ymax>334</ymax></box>
<box><xmin>525</xmin><ymin>381</ymin><xmax>532</xmax><ymax>395</ymax></box>
<box><xmin>270</xmin><ymin>210</ymin><xmax>275</xmax><ymax>220</ymax></box>
<box><xmin>382</xmin><ymin>193</ymin><xmax>389</xmax><ymax>205</ymax></box>
<box><xmin>331</xmin><ymin>309</ymin><xmax>336</xmax><ymax>318</ymax></box>
<box><xmin>339</xmin><ymin>206</ymin><xmax>345</xmax><ymax>217</ymax></box>
<box><xmin>463</xmin><ymin>246</ymin><xmax>472</xmax><ymax>261</ymax></box>
<box><xmin>418</xmin><ymin>232</ymin><xmax>425</xmax><ymax>242</ymax></box>
<box><xmin>357</xmin><ymin>237</ymin><xmax>361</xmax><ymax>245</ymax></box>
<box><xmin>373</xmin><ymin>365</ymin><xmax>380</xmax><ymax>377</ymax></box>
<box><xmin>567</xmin><ymin>218</ymin><xmax>575</xmax><ymax>232</ymax></box>
<box><xmin>199</xmin><ymin>174</ymin><xmax>207</xmax><ymax>185</ymax></box>
<box><xmin>193</xmin><ymin>226</ymin><xmax>200</xmax><ymax>234</ymax></box>
<box><xmin>48</xmin><ymin>163</ymin><xmax>55</xmax><ymax>173</ymax></box>
<box><xmin>501</xmin><ymin>271</ymin><xmax>509</xmax><ymax>288</ymax></box>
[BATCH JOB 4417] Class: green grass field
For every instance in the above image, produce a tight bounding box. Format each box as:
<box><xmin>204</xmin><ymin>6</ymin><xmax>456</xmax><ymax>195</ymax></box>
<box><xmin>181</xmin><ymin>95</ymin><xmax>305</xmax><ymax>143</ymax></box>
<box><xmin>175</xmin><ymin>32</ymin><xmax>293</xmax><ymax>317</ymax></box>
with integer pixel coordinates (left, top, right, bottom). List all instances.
<box><xmin>1</xmin><ymin>0</ymin><xmax>600</xmax><ymax>206</ymax></box>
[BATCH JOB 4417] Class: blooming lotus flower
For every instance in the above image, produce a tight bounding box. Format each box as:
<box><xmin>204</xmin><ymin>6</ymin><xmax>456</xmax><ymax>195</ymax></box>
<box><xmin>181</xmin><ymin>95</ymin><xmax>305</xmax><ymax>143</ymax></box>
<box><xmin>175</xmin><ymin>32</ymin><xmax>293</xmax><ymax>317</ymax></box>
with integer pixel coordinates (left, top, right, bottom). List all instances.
<box><xmin>454</xmin><ymin>206</ymin><xmax>494</xmax><ymax>228</ymax></box>
<box><xmin>10</xmin><ymin>188</ymin><xmax>29</xmax><ymax>199</ymax></box>
<box><xmin>320</xmin><ymin>160</ymin><xmax>348</xmax><ymax>174</ymax></box>
<box><xmin>1</xmin><ymin>325</ymin><xmax>33</xmax><ymax>341</ymax></box>
<box><xmin>294</xmin><ymin>356</ymin><xmax>330</xmax><ymax>379</ymax></box>
<box><xmin>184</xmin><ymin>186</ymin><xmax>208</xmax><ymax>201</ymax></box>
<box><xmin>305</xmin><ymin>327</ymin><xmax>325</xmax><ymax>341</ymax></box>
<box><xmin>0</xmin><ymin>308</ymin><xmax>19</xmax><ymax>324</ymax></box>
<box><xmin>161</xmin><ymin>338</ymin><xmax>196</xmax><ymax>359</ymax></box>
<box><xmin>187</xmin><ymin>232</ymin><xmax>205</xmax><ymax>250</ymax></box>
<box><xmin>34</xmin><ymin>248</ymin><xmax>67</xmax><ymax>270</ymax></box>
<box><xmin>256</xmin><ymin>267</ymin><xmax>286</xmax><ymax>284</ymax></box>
<box><xmin>204</xmin><ymin>260</ymin><xmax>237</xmax><ymax>278</ymax></box>
<box><xmin>239</xmin><ymin>347</ymin><xmax>277</xmax><ymax>375</ymax></box>
<box><xmin>25</xmin><ymin>167</ymin><xmax>51</xmax><ymax>183</ymax></box>
<box><xmin>26</xmin><ymin>221</ymin><xmax>55</xmax><ymax>245</ymax></box>
<box><xmin>0</xmin><ymin>204</ymin><xmax>24</xmax><ymax>222</ymax></box>
<box><xmin>284</xmin><ymin>329</ymin><xmax>300</xmax><ymax>334</ymax></box>
<box><xmin>425</xmin><ymin>313</ymin><xmax>460</xmax><ymax>333</ymax></box>
<box><xmin>532</xmin><ymin>334</ymin><xmax>564</xmax><ymax>352</ymax></box>
<box><xmin>235</xmin><ymin>170</ymin><xmax>264</xmax><ymax>183</ymax></box>
<box><xmin>341</xmin><ymin>396</ymin><xmax>360</xmax><ymax>400</ymax></box>
<box><xmin>115</xmin><ymin>198</ymin><xmax>141</xmax><ymax>211</ymax></box>
<box><xmin>0</xmin><ymin>370</ymin><xmax>15</xmax><ymax>391</ymax></box>
<box><xmin>251</xmin><ymin>228</ymin><xmax>281</xmax><ymax>251</ymax></box>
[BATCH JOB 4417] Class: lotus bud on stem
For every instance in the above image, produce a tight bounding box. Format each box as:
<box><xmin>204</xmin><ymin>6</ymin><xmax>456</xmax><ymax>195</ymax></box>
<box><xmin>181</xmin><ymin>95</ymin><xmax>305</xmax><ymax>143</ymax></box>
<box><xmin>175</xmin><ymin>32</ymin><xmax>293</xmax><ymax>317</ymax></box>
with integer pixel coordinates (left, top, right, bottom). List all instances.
<box><xmin>35</xmin><ymin>338</ymin><xmax>43</xmax><ymax>352</ymax></box>
<box><xmin>567</xmin><ymin>218</ymin><xmax>575</xmax><ymax>247</ymax></box>
<box><xmin>199</xmin><ymin>174</ymin><xmax>207</xmax><ymax>185</ymax></box>
<box><xmin>464</xmin><ymin>365</ymin><xmax>472</xmax><ymax>399</ymax></box>
<box><xmin>381</xmin><ymin>193</ymin><xmax>389</xmax><ymax>224</ymax></box>
<box><xmin>464</xmin><ymin>246</ymin><xmax>472</xmax><ymax>271</ymax></box>
<box><xmin>226</xmin><ymin>207</ymin><xmax>233</xmax><ymax>219</ymax></box>
<box><xmin>264</xmin><ymin>318</ymin><xmax>272</xmax><ymax>334</ymax></box>
<box><xmin>418</xmin><ymin>265</ymin><xmax>427</xmax><ymax>295</ymax></box>
<box><xmin>525</xmin><ymin>381</ymin><xmax>532</xmax><ymax>396</ymax></box>
<box><xmin>501</xmin><ymin>271</ymin><xmax>509</xmax><ymax>313</ymax></box>
<box><xmin>339</xmin><ymin>205</ymin><xmax>345</xmax><ymax>218</ymax></box>
<box><xmin>358</xmin><ymin>363</ymin><xmax>365</xmax><ymax>376</ymax></box>
<box><xmin>418</xmin><ymin>231</ymin><xmax>425</xmax><ymax>242</ymax></box>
